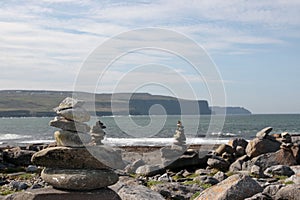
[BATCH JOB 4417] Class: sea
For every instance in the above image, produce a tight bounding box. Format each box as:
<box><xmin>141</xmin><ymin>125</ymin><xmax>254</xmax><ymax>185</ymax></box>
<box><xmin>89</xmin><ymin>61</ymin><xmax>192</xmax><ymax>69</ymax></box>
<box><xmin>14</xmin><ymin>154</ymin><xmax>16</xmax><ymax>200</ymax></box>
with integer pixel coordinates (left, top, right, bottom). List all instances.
<box><xmin>0</xmin><ymin>114</ymin><xmax>299</xmax><ymax>147</ymax></box>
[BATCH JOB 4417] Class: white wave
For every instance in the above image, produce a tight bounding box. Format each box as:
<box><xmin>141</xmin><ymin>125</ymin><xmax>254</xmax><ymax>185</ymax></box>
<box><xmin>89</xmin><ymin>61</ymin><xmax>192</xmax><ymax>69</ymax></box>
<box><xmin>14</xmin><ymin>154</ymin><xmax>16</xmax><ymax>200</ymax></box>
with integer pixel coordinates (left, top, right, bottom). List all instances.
<box><xmin>0</xmin><ymin>133</ymin><xmax>31</xmax><ymax>140</ymax></box>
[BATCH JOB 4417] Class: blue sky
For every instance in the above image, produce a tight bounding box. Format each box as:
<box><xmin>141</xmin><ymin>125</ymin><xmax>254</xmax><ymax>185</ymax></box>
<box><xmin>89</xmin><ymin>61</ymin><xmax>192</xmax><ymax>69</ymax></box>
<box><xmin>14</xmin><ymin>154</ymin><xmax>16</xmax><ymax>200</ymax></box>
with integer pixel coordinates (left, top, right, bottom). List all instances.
<box><xmin>0</xmin><ymin>0</ymin><xmax>299</xmax><ymax>114</ymax></box>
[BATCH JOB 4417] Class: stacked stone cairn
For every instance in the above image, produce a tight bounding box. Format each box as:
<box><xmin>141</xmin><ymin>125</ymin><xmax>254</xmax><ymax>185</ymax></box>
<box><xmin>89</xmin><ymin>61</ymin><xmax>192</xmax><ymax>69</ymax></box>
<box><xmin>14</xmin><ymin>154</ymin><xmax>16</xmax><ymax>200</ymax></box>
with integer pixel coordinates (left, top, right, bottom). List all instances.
<box><xmin>173</xmin><ymin>120</ymin><xmax>186</xmax><ymax>145</ymax></box>
<box><xmin>31</xmin><ymin>97</ymin><xmax>124</xmax><ymax>199</ymax></box>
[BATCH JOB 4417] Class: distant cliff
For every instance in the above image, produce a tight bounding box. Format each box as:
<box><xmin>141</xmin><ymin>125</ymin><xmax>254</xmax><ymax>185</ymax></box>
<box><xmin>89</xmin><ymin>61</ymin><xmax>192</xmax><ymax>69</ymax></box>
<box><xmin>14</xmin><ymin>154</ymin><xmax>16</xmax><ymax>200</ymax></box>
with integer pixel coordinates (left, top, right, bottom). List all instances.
<box><xmin>211</xmin><ymin>106</ymin><xmax>252</xmax><ymax>115</ymax></box>
<box><xmin>0</xmin><ymin>90</ymin><xmax>212</xmax><ymax>117</ymax></box>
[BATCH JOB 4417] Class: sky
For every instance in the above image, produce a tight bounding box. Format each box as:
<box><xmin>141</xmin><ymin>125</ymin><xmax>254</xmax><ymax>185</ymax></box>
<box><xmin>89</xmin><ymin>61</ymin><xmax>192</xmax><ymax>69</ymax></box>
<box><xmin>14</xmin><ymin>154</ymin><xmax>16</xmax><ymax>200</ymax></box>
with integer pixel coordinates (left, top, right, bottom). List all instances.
<box><xmin>0</xmin><ymin>0</ymin><xmax>300</xmax><ymax>114</ymax></box>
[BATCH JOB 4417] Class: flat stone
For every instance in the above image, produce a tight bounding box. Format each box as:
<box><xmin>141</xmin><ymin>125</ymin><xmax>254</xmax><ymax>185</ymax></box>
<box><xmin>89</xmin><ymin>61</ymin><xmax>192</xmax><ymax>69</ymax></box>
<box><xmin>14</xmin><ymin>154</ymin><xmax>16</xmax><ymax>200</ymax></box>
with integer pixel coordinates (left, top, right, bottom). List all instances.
<box><xmin>3</xmin><ymin>187</ymin><xmax>121</xmax><ymax>200</ymax></box>
<box><xmin>264</xmin><ymin>165</ymin><xmax>295</xmax><ymax>177</ymax></box>
<box><xmin>49</xmin><ymin>117</ymin><xmax>90</xmax><ymax>133</ymax></box>
<box><xmin>275</xmin><ymin>184</ymin><xmax>300</xmax><ymax>200</ymax></box>
<box><xmin>207</xmin><ymin>156</ymin><xmax>230</xmax><ymax>172</ymax></box>
<box><xmin>246</xmin><ymin>137</ymin><xmax>281</xmax><ymax>158</ymax></box>
<box><xmin>215</xmin><ymin>144</ymin><xmax>234</xmax><ymax>156</ymax></box>
<box><xmin>54</xmin><ymin>130</ymin><xmax>90</xmax><ymax>147</ymax></box>
<box><xmin>117</xmin><ymin>184</ymin><xmax>165</xmax><ymax>200</ymax></box>
<box><xmin>256</xmin><ymin>127</ymin><xmax>273</xmax><ymax>139</ymax></box>
<box><xmin>135</xmin><ymin>164</ymin><xmax>165</xmax><ymax>177</ymax></box>
<box><xmin>32</xmin><ymin>146</ymin><xmax>125</xmax><ymax>170</ymax></box>
<box><xmin>41</xmin><ymin>168</ymin><xmax>119</xmax><ymax>190</ymax></box>
<box><xmin>54</xmin><ymin>97</ymin><xmax>85</xmax><ymax>112</ymax></box>
<box><xmin>57</xmin><ymin>107</ymin><xmax>90</xmax><ymax>122</ymax></box>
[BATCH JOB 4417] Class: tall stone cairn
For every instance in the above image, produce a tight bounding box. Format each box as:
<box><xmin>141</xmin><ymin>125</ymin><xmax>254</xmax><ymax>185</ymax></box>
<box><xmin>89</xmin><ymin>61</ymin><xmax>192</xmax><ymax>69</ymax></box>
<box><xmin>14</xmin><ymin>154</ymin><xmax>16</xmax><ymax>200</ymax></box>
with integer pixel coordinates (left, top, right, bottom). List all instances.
<box><xmin>31</xmin><ymin>97</ymin><xmax>124</xmax><ymax>199</ymax></box>
<box><xmin>173</xmin><ymin>120</ymin><xmax>186</xmax><ymax>145</ymax></box>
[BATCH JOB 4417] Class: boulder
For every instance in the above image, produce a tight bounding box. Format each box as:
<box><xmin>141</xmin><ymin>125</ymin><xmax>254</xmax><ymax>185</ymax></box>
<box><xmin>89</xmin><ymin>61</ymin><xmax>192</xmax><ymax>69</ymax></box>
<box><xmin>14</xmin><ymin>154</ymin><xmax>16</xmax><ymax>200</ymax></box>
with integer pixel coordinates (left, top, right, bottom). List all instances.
<box><xmin>32</xmin><ymin>146</ymin><xmax>125</xmax><ymax>170</ymax></box>
<box><xmin>41</xmin><ymin>168</ymin><xmax>118</xmax><ymax>190</ymax></box>
<box><xmin>215</xmin><ymin>144</ymin><xmax>234</xmax><ymax>156</ymax></box>
<box><xmin>275</xmin><ymin>184</ymin><xmax>300</xmax><ymax>200</ymax></box>
<box><xmin>285</xmin><ymin>173</ymin><xmax>300</xmax><ymax>184</ymax></box>
<box><xmin>117</xmin><ymin>184</ymin><xmax>165</xmax><ymax>200</ymax></box>
<box><xmin>160</xmin><ymin>144</ymin><xmax>186</xmax><ymax>167</ymax></box>
<box><xmin>3</xmin><ymin>187</ymin><xmax>121</xmax><ymax>200</ymax></box>
<box><xmin>195</xmin><ymin>174</ymin><xmax>263</xmax><ymax>200</ymax></box>
<box><xmin>207</xmin><ymin>156</ymin><xmax>230</xmax><ymax>172</ymax></box>
<box><xmin>263</xmin><ymin>184</ymin><xmax>283</xmax><ymax>198</ymax></box>
<box><xmin>228</xmin><ymin>138</ymin><xmax>248</xmax><ymax>150</ymax></box>
<box><xmin>264</xmin><ymin>165</ymin><xmax>294</xmax><ymax>177</ymax></box>
<box><xmin>57</xmin><ymin>107</ymin><xmax>90</xmax><ymax>122</ymax></box>
<box><xmin>49</xmin><ymin>117</ymin><xmax>90</xmax><ymax>133</ymax></box>
<box><xmin>136</xmin><ymin>165</ymin><xmax>165</xmax><ymax>177</ymax></box>
<box><xmin>291</xmin><ymin>144</ymin><xmax>300</xmax><ymax>164</ymax></box>
<box><xmin>3</xmin><ymin>147</ymin><xmax>35</xmax><ymax>166</ymax></box>
<box><xmin>256</xmin><ymin>127</ymin><xmax>273</xmax><ymax>139</ymax></box>
<box><xmin>244</xmin><ymin>193</ymin><xmax>272</xmax><ymax>200</ymax></box>
<box><xmin>229</xmin><ymin>155</ymin><xmax>250</xmax><ymax>172</ymax></box>
<box><xmin>246</xmin><ymin>137</ymin><xmax>281</xmax><ymax>158</ymax></box>
<box><xmin>54</xmin><ymin>130</ymin><xmax>90</xmax><ymax>147</ymax></box>
<box><xmin>194</xmin><ymin>175</ymin><xmax>219</xmax><ymax>185</ymax></box>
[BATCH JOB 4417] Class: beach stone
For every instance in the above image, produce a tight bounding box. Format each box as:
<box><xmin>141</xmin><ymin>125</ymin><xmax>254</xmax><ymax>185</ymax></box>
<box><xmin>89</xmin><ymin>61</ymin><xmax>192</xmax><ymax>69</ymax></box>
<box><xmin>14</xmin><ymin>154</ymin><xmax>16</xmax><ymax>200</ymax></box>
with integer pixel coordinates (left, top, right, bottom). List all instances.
<box><xmin>117</xmin><ymin>184</ymin><xmax>165</xmax><ymax>200</ymax></box>
<box><xmin>54</xmin><ymin>130</ymin><xmax>90</xmax><ymax>147</ymax></box>
<box><xmin>195</xmin><ymin>174</ymin><xmax>263</xmax><ymax>200</ymax></box>
<box><xmin>263</xmin><ymin>184</ymin><xmax>283</xmax><ymax>197</ymax></box>
<box><xmin>230</xmin><ymin>155</ymin><xmax>250</xmax><ymax>171</ymax></box>
<box><xmin>281</xmin><ymin>132</ymin><xmax>292</xmax><ymax>143</ymax></box>
<box><xmin>286</xmin><ymin>174</ymin><xmax>300</xmax><ymax>184</ymax></box>
<box><xmin>49</xmin><ymin>117</ymin><xmax>90</xmax><ymax>133</ymax></box>
<box><xmin>236</xmin><ymin>145</ymin><xmax>246</xmax><ymax>157</ymax></box>
<box><xmin>291</xmin><ymin>144</ymin><xmax>300</xmax><ymax>164</ymax></box>
<box><xmin>3</xmin><ymin>147</ymin><xmax>35</xmax><ymax>166</ymax></box>
<box><xmin>264</xmin><ymin>165</ymin><xmax>294</xmax><ymax>177</ymax></box>
<box><xmin>124</xmin><ymin>159</ymin><xmax>145</xmax><ymax>174</ymax></box>
<box><xmin>135</xmin><ymin>164</ymin><xmax>165</xmax><ymax>177</ymax></box>
<box><xmin>215</xmin><ymin>144</ymin><xmax>234</xmax><ymax>156</ymax></box>
<box><xmin>228</xmin><ymin>138</ymin><xmax>248</xmax><ymax>149</ymax></box>
<box><xmin>57</xmin><ymin>107</ymin><xmax>90</xmax><ymax>122</ymax></box>
<box><xmin>10</xmin><ymin>180</ymin><xmax>29</xmax><ymax>191</ymax></box>
<box><xmin>207</xmin><ymin>156</ymin><xmax>230</xmax><ymax>172</ymax></box>
<box><xmin>160</xmin><ymin>144</ymin><xmax>187</xmax><ymax>167</ymax></box>
<box><xmin>194</xmin><ymin>175</ymin><xmax>219</xmax><ymax>185</ymax></box>
<box><xmin>213</xmin><ymin>171</ymin><xmax>228</xmax><ymax>182</ymax></box>
<box><xmin>244</xmin><ymin>193</ymin><xmax>272</xmax><ymax>200</ymax></box>
<box><xmin>246</xmin><ymin>137</ymin><xmax>281</xmax><ymax>158</ymax></box>
<box><xmin>3</xmin><ymin>187</ymin><xmax>121</xmax><ymax>200</ymax></box>
<box><xmin>275</xmin><ymin>184</ymin><xmax>300</xmax><ymax>200</ymax></box>
<box><xmin>26</xmin><ymin>165</ymin><xmax>38</xmax><ymax>173</ymax></box>
<box><xmin>32</xmin><ymin>146</ymin><xmax>125</xmax><ymax>170</ymax></box>
<box><xmin>54</xmin><ymin>97</ymin><xmax>85</xmax><ymax>112</ymax></box>
<box><xmin>41</xmin><ymin>168</ymin><xmax>118</xmax><ymax>190</ymax></box>
<box><xmin>256</xmin><ymin>127</ymin><xmax>273</xmax><ymax>139</ymax></box>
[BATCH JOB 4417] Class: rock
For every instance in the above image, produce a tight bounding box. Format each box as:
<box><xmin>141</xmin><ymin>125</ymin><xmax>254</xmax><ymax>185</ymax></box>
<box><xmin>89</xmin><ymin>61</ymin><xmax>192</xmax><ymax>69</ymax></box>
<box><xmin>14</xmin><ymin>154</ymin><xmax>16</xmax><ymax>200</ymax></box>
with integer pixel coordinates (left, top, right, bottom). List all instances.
<box><xmin>135</xmin><ymin>164</ymin><xmax>164</xmax><ymax>177</ymax></box>
<box><xmin>195</xmin><ymin>174</ymin><xmax>263</xmax><ymax>200</ymax></box>
<box><xmin>194</xmin><ymin>175</ymin><xmax>219</xmax><ymax>185</ymax></box>
<box><xmin>195</xmin><ymin>169</ymin><xmax>212</xmax><ymax>175</ymax></box>
<box><xmin>160</xmin><ymin>144</ymin><xmax>186</xmax><ymax>167</ymax></box>
<box><xmin>236</xmin><ymin>146</ymin><xmax>246</xmax><ymax>157</ymax></box>
<box><xmin>151</xmin><ymin>182</ymin><xmax>203</xmax><ymax>200</ymax></box>
<box><xmin>41</xmin><ymin>168</ymin><xmax>118</xmax><ymax>190</ymax></box>
<box><xmin>250</xmin><ymin>165</ymin><xmax>262</xmax><ymax>177</ymax></box>
<box><xmin>54</xmin><ymin>97</ymin><xmax>85</xmax><ymax>112</ymax></box>
<box><xmin>3</xmin><ymin>147</ymin><xmax>35</xmax><ymax>166</ymax></box>
<box><xmin>215</xmin><ymin>144</ymin><xmax>234</xmax><ymax>156</ymax></box>
<box><xmin>32</xmin><ymin>146</ymin><xmax>125</xmax><ymax>170</ymax></box>
<box><xmin>26</xmin><ymin>165</ymin><xmax>38</xmax><ymax>173</ymax></box>
<box><xmin>3</xmin><ymin>187</ymin><xmax>121</xmax><ymax>200</ymax></box>
<box><xmin>275</xmin><ymin>184</ymin><xmax>300</xmax><ymax>200</ymax></box>
<box><xmin>281</xmin><ymin>132</ymin><xmax>292</xmax><ymax>143</ymax></box>
<box><xmin>291</xmin><ymin>144</ymin><xmax>300</xmax><ymax>164</ymax></box>
<box><xmin>285</xmin><ymin>174</ymin><xmax>300</xmax><ymax>184</ymax></box>
<box><xmin>57</xmin><ymin>107</ymin><xmax>90</xmax><ymax>122</ymax></box>
<box><xmin>54</xmin><ymin>130</ymin><xmax>90</xmax><ymax>147</ymax></box>
<box><xmin>244</xmin><ymin>193</ymin><xmax>272</xmax><ymax>200</ymax></box>
<box><xmin>157</xmin><ymin>173</ymin><xmax>172</xmax><ymax>182</ymax></box>
<box><xmin>49</xmin><ymin>117</ymin><xmax>90</xmax><ymax>133</ymax></box>
<box><xmin>264</xmin><ymin>165</ymin><xmax>295</xmax><ymax>177</ymax></box>
<box><xmin>117</xmin><ymin>184</ymin><xmax>165</xmax><ymax>200</ymax></box>
<box><xmin>228</xmin><ymin>138</ymin><xmax>248</xmax><ymax>150</ymax></box>
<box><xmin>230</xmin><ymin>155</ymin><xmax>250</xmax><ymax>171</ymax></box>
<box><xmin>124</xmin><ymin>159</ymin><xmax>145</xmax><ymax>174</ymax></box>
<box><xmin>213</xmin><ymin>171</ymin><xmax>228</xmax><ymax>182</ymax></box>
<box><xmin>263</xmin><ymin>184</ymin><xmax>283</xmax><ymax>197</ymax></box>
<box><xmin>207</xmin><ymin>156</ymin><xmax>230</xmax><ymax>172</ymax></box>
<box><xmin>256</xmin><ymin>127</ymin><xmax>273</xmax><ymax>139</ymax></box>
<box><xmin>10</xmin><ymin>181</ymin><xmax>29</xmax><ymax>191</ymax></box>
<box><xmin>90</xmin><ymin>120</ymin><xmax>106</xmax><ymax>145</ymax></box>
<box><xmin>246</xmin><ymin>137</ymin><xmax>281</xmax><ymax>158</ymax></box>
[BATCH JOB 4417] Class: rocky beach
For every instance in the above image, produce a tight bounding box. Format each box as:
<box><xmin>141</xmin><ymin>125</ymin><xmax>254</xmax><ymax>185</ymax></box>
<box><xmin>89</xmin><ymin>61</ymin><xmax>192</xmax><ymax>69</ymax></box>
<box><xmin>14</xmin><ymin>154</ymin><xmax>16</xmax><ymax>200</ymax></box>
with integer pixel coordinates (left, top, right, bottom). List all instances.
<box><xmin>0</xmin><ymin>98</ymin><xmax>300</xmax><ymax>200</ymax></box>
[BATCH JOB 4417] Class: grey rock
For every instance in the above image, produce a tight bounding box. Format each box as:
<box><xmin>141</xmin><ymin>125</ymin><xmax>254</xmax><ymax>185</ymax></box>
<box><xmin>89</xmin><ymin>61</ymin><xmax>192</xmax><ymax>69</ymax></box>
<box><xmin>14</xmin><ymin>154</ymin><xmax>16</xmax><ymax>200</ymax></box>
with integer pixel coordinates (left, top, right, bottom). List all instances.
<box><xmin>124</xmin><ymin>159</ymin><xmax>145</xmax><ymax>174</ymax></box>
<box><xmin>207</xmin><ymin>156</ymin><xmax>230</xmax><ymax>172</ymax></box>
<box><xmin>195</xmin><ymin>169</ymin><xmax>212</xmax><ymax>175</ymax></box>
<box><xmin>285</xmin><ymin>174</ymin><xmax>300</xmax><ymax>184</ymax></box>
<box><xmin>291</xmin><ymin>165</ymin><xmax>300</xmax><ymax>174</ymax></box>
<box><xmin>3</xmin><ymin>187</ymin><xmax>121</xmax><ymax>200</ymax></box>
<box><xmin>230</xmin><ymin>155</ymin><xmax>250</xmax><ymax>171</ymax></box>
<box><xmin>10</xmin><ymin>181</ymin><xmax>29</xmax><ymax>191</ymax></box>
<box><xmin>263</xmin><ymin>184</ymin><xmax>283</xmax><ymax>197</ymax></box>
<box><xmin>160</xmin><ymin>144</ymin><xmax>186</xmax><ymax>167</ymax></box>
<box><xmin>236</xmin><ymin>146</ymin><xmax>246</xmax><ymax>157</ymax></box>
<box><xmin>32</xmin><ymin>146</ymin><xmax>125</xmax><ymax>170</ymax></box>
<box><xmin>256</xmin><ymin>127</ymin><xmax>273</xmax><ymax>139</ymax></box>
<box><xmin>264</xmin><ymin>165</ymin><xmax>295</xmax><ymax>177</ymax></box>
<box><xmin>54</xmin><ymin>97</ymin><xmax>85</xmax><ymax>112</ymax></box>
<box><xmin>244</xmin><ymin>193</ymin><xmax>272</xmax><ymax>200</ymax></box>
<box><xmin>194</xmin><ymin>175</ymin><xmax>219</xmax><ymax>185</ymax></box>
<box><xmin>213</xmin><ymin>171</ymin><xmax>228</xmax><ymax>182</ymax></box>
<box><xmin>26</xmin><ymin>165</ymin><xmax>38</xmax><ymax>173</ymax></box>
<box><xmin>246</xmin><ymin>137</ymin><xmax>281</xmax><ymax>158</ymax></box>
<box><xmin>195</xmin><ymin>174</ymin><xmax>263</xmax><ymax>200</ymax></box>
<box><xmin>135</xmin><ymin>164</ymin><xmax>164</xmax><ymax>177</ymax></box>
<box><xmin>41</xmin><ymin>168</ymin><xmax>118</xmax><ymax>190</ymax></box>
<box><xmin>215</xmin><ymin>144</ymin><xmax>234</xmax><ymax>156</ymax></box>
<box><xmin>228</xmin><ymin>138</ymin><xmax>248</xmax><ymax>150</ymax></box>
<box><xmin>54</xmin><ymin>130</ymin><xmax>91</xmax><ymax>147</ymax></box>
<box><xmin>251</xmin><ymin>165</ymin><xmax>262</xmax><ymax>177</ymax></box>
<box><xmin>49</xmin><ymin>117</ymin><xmax>90</xmax><ymax>133</ymax></box>
<box><xmin>157</xmin><ymin>173</ymin><xmax>172</xmax><ymax>182</ymax></box>
<box><xmin>3</xmin><ymin>147</ymin><xmax>35</xmax><ymax>166</ymax></box>
<box><xmin>57</xmin><ymin>107</ymin><xmax>90</xmax><ymax>122</ymax></box>
<box><xmin>275</xmin><ymin>184</ymin><xmax>300</xmax><ymax>200</ymax></box>
<box><xmin>118</xmin><ymin>184</ymin><xmax>165</xmax><ymax>200</ymax></box>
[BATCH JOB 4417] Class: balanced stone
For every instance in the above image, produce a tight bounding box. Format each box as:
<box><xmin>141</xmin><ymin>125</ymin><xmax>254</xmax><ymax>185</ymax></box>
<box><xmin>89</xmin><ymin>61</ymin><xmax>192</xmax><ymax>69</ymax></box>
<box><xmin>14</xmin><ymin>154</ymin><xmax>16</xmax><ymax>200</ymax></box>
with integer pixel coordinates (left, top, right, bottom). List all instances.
<box><xmin>256</xmin><ymin>127</ymin><xmax>273</xmax><ymax>139</ymax></box>
<box><xmin>90</xmin><ymin>120</ymin><xmax>106</xmax><ymax>145</ymax></box>
<box><xmin>41</xmin><ymin>168</ymin><xmax>118</xmax><ymax>190</ymax></box>
<box><xmin>32</xmin><ymin>146</ymin><xmax>125</xmax><ymax>170</ymax></box>
<box><xmin>54</xmin><ymin>97</ymin><xmax>85</xmax><ymax>112</ymax></box>
<box><xmin>174</xmin><ymin>120</ymin><xmax>186</xmax><ymax>145</ymax></box>
<box><xmin>57</xmin><ymin>107</ymin><xmax>90</xmax><ymax>122</ymax></box>
<box><xmin>54</xmin><ymin>130</ymin><xmax>91</xmax><ymax>147</ymax></box>
<box><xmin>49</xmin><ymin>116</ymin><xmax>90</xmax><ymax>133</ymax></box>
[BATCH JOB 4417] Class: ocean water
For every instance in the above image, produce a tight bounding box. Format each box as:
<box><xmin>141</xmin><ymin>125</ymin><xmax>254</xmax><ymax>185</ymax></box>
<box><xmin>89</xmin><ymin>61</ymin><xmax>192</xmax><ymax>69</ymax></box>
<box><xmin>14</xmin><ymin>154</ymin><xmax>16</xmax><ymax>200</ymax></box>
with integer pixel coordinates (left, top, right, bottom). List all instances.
<box><xmin>0</xmin><ymin>114</ymin><xmax>299</xmax><ymax>146</ymax></box>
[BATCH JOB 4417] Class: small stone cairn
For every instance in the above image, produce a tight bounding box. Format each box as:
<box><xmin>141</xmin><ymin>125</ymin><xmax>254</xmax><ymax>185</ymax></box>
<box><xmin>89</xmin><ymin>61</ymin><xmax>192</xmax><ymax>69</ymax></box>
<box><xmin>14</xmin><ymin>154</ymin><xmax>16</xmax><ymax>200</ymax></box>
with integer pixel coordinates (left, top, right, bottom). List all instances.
<box><xmin>31</xmin><ymin>97</ymin><xmax>124</xmax><ymax>199</ymax></box>
<box><xmin>173</xmin><ymin>120</ymin><xmax>186</xmax><ymax>145</ymax></box>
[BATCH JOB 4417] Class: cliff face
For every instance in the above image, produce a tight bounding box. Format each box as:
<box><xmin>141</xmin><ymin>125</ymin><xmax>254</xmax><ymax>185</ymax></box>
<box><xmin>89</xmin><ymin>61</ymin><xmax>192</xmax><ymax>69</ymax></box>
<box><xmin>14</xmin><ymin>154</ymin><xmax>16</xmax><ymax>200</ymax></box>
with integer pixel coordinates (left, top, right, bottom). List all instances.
<box><xmin>0</xmin><ymin>90</ymin><xmax>211</xmax><ymax>117</ymax></box>
<box><xmin>211</xmin><ymin>106</ymin><xmax>252</xmax><ymax>115</ymax></box>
